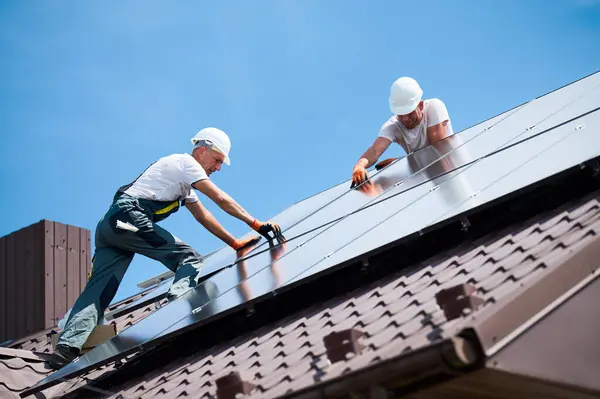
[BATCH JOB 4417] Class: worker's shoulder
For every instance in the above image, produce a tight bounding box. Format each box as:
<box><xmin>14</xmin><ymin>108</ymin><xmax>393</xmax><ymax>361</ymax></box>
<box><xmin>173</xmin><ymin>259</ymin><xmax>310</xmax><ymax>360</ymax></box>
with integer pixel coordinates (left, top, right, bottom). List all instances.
<box><xmin>380</xmin><ymin>114</ymin><xmax>399</xmax><ymax>129</ymax></box>
<box><xmin>157</xmin><ymin>153</ymin><xmax>193</xmax><ymax>162</ymax></box>
<box><xmin>424</xmin><ymin>97</ymin><xmax>447</xmax><ymax>108</ymax></box>
<box><xmin>424</xmin><ymin>98</ymin><xmax>450</xmax><ymax>116</ymax></box>
<box><xmin>150</xmin><ymin>153</ymin><xmax>196</xmax><ymax>169</ymax></box>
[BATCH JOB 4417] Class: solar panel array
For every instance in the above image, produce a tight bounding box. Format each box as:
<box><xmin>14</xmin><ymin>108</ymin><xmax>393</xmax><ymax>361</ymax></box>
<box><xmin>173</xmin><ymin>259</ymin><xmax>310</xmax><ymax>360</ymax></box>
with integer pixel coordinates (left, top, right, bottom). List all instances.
<box><xmin>22</xmin><ymin>71</ymin><xmax>600</xmax><ymax>397</ymax></box>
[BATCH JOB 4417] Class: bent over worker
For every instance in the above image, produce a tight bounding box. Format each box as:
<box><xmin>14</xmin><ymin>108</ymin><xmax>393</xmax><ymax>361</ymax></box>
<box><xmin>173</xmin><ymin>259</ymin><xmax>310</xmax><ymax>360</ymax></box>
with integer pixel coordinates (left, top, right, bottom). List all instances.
<box><xmin>351</xmin><ymin>77</ymin><xmax>454</xmax><ymax>187</ymax></box>
<box><xmin>48</xmin><ymin>127</ymin><xmax>282</xmax><ymax>370</ymax></box>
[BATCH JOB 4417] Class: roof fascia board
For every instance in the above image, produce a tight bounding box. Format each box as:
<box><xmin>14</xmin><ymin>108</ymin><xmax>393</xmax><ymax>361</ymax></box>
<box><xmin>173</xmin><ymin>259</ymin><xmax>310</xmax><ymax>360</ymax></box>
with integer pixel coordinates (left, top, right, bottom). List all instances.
<box><xmin>487</xmin><ymin>274</ymin><xmax>600</xmax><ymax>394</ymax></box>
<box><xmin>282</xmin><ymin>337</ymin><xmax>480</xmax><ymax>399</ymax></box>
<box><xmin>468</xmin><ymin>232</ymin><xmax>600</xmax><ymax>354</ymax></box>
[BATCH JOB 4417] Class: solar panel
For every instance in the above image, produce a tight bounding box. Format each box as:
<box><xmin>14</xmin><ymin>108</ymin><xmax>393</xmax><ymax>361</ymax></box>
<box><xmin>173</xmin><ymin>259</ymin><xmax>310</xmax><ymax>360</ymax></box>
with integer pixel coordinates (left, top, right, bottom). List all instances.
<box><xmin>104</xmin><ymin>179</ymin><xmax>354</xmax><ymax>320</ymax></box>
<box><xmin>299</xmin><ymin>110</ymin><xmax>600</xmax><ymax>278</ymax></box>
<box><xmin>459</xmin><ymin>70</ymin><xmax>600</xmax><ymax>146</ymax></box>
<box><xmin>145</xmin><ymin>107</ymin><xmax>600</xmax><ymax>343</ymax></box>
<box><xmin>113</xmin><ymin>71</ymin><xmax>600</xmax><ymax>284</ymax></box>
<box><xmin>103</xmin><ymin>248</ymin><xmax>231</xmax><ymax>320</ymax></box>
<box><xmin>22</xmin><ymin>71</ymin><xmax>600</xmax><ymax>397</ymax></box>
<box><xmin>104</xmin><ymin>278</ymin><xmax>174</xmax><ymax>321</ymax></box>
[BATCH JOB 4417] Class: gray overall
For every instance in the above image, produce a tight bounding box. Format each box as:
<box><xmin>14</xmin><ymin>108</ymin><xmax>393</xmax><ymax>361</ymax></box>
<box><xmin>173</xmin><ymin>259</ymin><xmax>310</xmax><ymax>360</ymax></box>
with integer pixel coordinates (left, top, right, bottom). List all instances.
<box><xmin>57</xmin><ymin>185</ymin><xmax>207</xmax><ymax>350</ymax></box>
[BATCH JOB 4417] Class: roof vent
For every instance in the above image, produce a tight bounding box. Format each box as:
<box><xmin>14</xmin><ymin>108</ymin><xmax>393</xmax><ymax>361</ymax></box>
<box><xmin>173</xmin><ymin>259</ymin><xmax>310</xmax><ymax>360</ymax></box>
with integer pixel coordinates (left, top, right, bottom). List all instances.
<box><xmin>323</xmin><ymin>328</ymin><xmax>365</xmax><ymax>363</ymax></box>
<box><xmin>215</xmin><ymin>371</ymin><xmax>256</xmax><ymax>399</ymax></box>
<box><xmin>435</xmin><ymin>283</ymin><xmax>484</xmax><ymax>321</ymax></box>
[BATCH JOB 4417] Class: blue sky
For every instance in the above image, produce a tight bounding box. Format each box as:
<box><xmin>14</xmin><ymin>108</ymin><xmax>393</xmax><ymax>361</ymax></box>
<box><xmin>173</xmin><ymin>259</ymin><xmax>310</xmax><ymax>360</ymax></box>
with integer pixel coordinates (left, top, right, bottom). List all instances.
<box><xmin>1</xmin><ymin>0</ymin><xmax>599</xmax><ymax>303</ymax></box>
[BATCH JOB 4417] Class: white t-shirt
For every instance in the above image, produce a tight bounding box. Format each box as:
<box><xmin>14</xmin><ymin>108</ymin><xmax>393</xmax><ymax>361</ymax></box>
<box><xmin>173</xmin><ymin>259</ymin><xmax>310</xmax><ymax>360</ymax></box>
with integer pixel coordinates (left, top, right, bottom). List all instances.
<box><xmin>378</xmin><ymin>98</ymin><xmax>453</xmax><ymax>154</ymax></box>
<box><xmin>123</xmin><ymin>154</ymin><xmax>208</xmax><ymax>204</ymax></box>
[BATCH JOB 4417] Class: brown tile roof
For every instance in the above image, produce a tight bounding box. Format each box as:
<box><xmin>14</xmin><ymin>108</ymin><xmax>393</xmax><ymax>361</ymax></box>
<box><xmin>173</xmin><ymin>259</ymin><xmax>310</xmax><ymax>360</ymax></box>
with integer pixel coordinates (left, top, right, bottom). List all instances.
<box><xmin>37</xmin><ymin>191</ymin><xmax>598</xmax><ymax>399</ymax></box>
<box><xmin>5</xmin><ymin>329</ymin><xmax>54</xmax><ymax>355</ymax></box>
<box><xmin>1</xmin><ymin>280</ymin><xmax>169</xmax><ymax>398</ymax></box>
<box><xmin>0</xmin><ymin>348</ymin><xmax>52</xmax><ymax>398</ymax></box>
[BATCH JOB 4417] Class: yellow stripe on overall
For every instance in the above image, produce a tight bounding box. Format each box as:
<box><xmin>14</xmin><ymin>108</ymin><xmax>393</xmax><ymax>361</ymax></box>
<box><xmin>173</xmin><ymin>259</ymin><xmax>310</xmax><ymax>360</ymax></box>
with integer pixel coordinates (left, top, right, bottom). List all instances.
<box><xmin>154</xmin><ymin>201</ymin><xmax>179</xmax><ymax>215</ymax></box>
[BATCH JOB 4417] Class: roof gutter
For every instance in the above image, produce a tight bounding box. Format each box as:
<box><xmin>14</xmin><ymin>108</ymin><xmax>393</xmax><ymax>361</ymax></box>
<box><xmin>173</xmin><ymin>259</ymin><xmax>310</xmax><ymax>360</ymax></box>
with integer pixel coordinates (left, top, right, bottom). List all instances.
<box><xmin>282</xmin><ymin>334</ymin><xmax>483</xmax><ymax>399</ymax></box>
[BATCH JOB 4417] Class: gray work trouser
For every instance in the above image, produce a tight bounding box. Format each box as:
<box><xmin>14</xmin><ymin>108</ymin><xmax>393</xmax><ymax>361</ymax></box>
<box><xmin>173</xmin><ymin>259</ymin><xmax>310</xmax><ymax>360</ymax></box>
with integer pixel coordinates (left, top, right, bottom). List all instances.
<box><xmin>57</xmin><ymin>195</ymin><xmax>205</xmax><ymax>350</ymax></box>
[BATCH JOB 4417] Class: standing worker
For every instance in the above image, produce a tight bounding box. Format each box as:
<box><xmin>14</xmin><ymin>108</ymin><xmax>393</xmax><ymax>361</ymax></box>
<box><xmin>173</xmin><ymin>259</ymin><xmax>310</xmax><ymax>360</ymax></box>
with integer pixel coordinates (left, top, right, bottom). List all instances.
<box><xmin>351</xmin><ymin>77</ymin><xmax>454</xmax><ymax>188</ymax></box>
<box><xmin>48</xmin><ymin>127</ymin><xmax>283</xmax><ymax>370</ymax></box>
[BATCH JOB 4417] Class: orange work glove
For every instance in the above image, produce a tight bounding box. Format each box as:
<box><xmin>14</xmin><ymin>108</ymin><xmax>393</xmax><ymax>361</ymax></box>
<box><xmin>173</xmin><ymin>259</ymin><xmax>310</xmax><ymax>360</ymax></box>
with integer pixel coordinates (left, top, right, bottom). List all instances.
<box><xmin>350</xmin><ymin>165</ymin><xmax>369</xmax><ymax>189</ymax></box>
<box><xmin>375</xmin><ymin>157</ymin><xmax>397</xmax><ymax>171</ymax></box>
<box><xmin>249</xmin><ymin>219</ymin><xmax>282</xmax><ymax>241</ymax></box>
<box><xmin>230</xmin><ymin>236</ymin><xmax>261</xmax><ymax>252</ymax></box>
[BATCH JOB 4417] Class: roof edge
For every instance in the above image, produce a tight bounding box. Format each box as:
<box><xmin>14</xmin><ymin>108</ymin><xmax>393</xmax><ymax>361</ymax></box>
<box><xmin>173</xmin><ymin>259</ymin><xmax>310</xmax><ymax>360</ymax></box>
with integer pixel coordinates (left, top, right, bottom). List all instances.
<box><xmin>282</xmin><ymin>335</ymin><xmax>482</xmax><ymax>399</ymax></box>
<box><xmin>470</xmin><ymin>228</ymin><xmax>600</xmax><ymax>354</ymax></box>
<box><xmin>485</xmin><ymin>272</ymin><xmax>600</xmax><ymax>396</ymax></box>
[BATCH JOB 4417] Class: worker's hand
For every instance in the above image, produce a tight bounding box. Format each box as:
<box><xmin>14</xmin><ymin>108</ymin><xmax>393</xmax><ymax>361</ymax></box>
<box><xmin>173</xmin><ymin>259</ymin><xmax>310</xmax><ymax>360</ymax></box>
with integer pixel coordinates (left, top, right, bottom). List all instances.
<box><xmin>230</xmin><ymin>236</ymin><xmax>261</xmax><ymax>252</ymax></box>
<box><xmin>249</xmin><ymin>219</ymin><xmax>282</xmax><ymax>241</ymax></box>
<box><xmin>350</xmin><ymin>165</ymin><xmax>369</xmax><ymax>189</ymax></box>
<box><xmin>375</xmin><ymin>158</ymin><xmax>397</xmax><ymax>171</ymax></box>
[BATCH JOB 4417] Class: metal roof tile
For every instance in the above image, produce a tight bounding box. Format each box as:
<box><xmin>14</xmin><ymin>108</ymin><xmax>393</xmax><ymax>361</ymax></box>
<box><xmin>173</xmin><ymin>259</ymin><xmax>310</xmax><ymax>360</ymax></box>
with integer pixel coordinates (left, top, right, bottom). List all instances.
<box><xmin>478</xmin><ymin>271</ymin><xmax>511</xmax><ymax>293</ymax></box>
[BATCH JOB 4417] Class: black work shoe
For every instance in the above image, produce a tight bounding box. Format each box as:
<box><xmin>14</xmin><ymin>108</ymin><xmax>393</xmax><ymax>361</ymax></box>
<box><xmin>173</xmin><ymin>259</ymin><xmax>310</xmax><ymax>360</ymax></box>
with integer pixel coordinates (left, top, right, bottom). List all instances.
<box><xmin>46</xmin><ymin>344</ymin><xmax>80</xmax><ymax>370</ymax></box>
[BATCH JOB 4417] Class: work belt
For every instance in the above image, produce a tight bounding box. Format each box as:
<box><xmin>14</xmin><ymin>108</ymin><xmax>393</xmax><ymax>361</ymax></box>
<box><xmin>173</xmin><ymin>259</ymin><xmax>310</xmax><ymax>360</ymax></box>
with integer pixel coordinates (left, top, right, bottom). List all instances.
<box><xmin>112</xmin><ymin>188</ymin><xmax>181</xmax><ymax>223</ymax></box>
<box><xmin>112</xmin><ymin>162</ymin><xmax>183</xmax><ymax>223</ymax></box>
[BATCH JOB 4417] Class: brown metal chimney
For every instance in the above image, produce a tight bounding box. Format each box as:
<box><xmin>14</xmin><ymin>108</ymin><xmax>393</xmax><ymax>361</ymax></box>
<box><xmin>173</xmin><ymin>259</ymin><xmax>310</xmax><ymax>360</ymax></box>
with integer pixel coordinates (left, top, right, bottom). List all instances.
<box><xmin>0</xmin><ymin>220</ymin><xmax>91</xmax><ymax>343</ymax></box>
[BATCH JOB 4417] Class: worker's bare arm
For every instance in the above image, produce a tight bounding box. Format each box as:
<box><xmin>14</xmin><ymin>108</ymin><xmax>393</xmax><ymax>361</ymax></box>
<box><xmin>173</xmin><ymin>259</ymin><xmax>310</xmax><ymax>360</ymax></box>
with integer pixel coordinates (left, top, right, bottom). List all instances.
<box><xmin>351</xmin><ymin>137</ymin><xmax>394</xmax><ymax>187</ymax></box>
<box><xmin>193</xmin><ymin>179</ymin><xmax>283</xmax><ymax>242</ymax></box>
<box><xmin>356</xmin><ymin>137</ymin><xmax>393</xmax><ymax>169</ymax></box>
<box><xmin>426</xmin><ymin>120</ymin><xmax>449</xmax><ymax>145</ymax></box>
<box><xmin>192</xmin><ymin>179</ymin><xmax>254</xmax><ymax>225</ymax></box>
<box><xmin>185</xmin><ymin>200</ymin><xmax>236</xmax><ymax>246</ymax></box>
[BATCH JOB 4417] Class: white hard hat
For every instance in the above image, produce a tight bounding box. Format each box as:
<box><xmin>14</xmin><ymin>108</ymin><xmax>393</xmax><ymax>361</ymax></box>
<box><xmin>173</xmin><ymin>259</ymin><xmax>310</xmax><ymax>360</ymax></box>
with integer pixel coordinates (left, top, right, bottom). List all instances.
<box><xmin>388</xmin><ymin>77</ymin><xmax>423</xmax><ymax>116</ymax></box>
<box><xmin>191</xmin><ymin>127</ymin><xmax>231</xmax><ymax>165</ymax></box>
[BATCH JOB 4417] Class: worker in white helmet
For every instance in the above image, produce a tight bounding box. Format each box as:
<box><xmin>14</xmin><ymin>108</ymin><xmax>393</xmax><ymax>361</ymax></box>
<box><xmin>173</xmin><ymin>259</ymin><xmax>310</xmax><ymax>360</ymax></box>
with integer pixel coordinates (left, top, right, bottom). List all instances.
<box><xmin>47</xmin><ymin>127</ymin><xmax>283</xmax><ymax>370</ymax></box>
<box><xmin>351</xmin><ymin>77</ymin><xmax>454</xmax><ymax>188</ymax></box>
